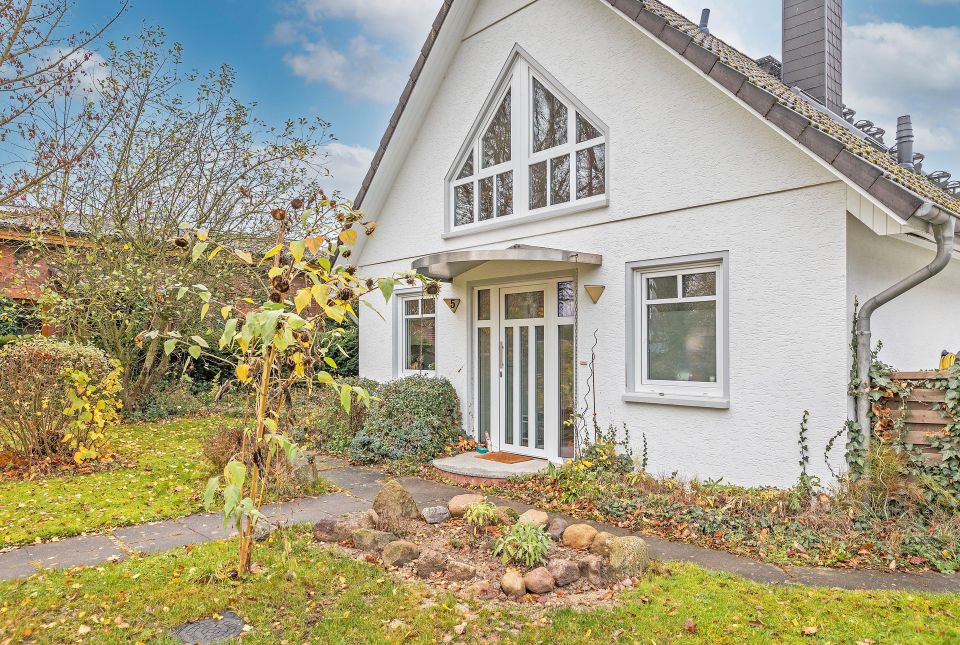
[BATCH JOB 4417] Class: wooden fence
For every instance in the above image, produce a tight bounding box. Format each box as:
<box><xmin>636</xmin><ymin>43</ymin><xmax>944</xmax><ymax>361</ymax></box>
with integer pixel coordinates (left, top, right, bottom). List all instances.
<box><xmin>881</xmin><ymin>371</ymin><xmax>951</xmax><ymax>464</ymax></box>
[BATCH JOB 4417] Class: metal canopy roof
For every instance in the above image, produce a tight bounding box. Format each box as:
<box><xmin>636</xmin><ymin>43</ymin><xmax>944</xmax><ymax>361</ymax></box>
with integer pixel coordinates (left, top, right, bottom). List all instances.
<box><xmin>411</xmin><ymin>245</ymin><xmax>602</xmax><ymax>281</ymax></box>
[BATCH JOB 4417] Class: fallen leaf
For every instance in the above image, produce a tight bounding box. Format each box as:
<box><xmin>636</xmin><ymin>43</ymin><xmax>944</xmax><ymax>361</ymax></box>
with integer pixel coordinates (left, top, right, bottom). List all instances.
<box><xmin>685</xmin><ymin>618</ymin><xmax>697</xmax><ymax>634</ymax></box>
<box><xmin>802</xmin><ymin>626</ymin><xmax>818</xmax><ymax>636</ymax></box>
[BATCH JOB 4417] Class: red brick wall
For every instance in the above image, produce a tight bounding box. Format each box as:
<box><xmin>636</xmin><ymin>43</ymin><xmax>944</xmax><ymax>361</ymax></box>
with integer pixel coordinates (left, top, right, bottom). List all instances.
<box><xmin>0</xmin><ymin>241</ymin><xmax>49</xmax><ymax>302</ymax></box>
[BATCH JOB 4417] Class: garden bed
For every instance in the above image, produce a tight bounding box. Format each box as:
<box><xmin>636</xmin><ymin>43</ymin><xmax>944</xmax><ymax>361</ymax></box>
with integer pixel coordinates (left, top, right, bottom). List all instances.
<box><xmin>313</xmin><ymin>483</ymin><xmax>649</xmax><ymax>609</ymax></box>
<box><xmin>424</xmin><ymin>465</ymin><xmax>960</xmax><ymax>575</ymax></box>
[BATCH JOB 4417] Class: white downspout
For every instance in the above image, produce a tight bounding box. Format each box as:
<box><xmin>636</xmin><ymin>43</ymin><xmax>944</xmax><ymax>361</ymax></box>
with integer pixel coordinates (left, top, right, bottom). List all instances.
<box><xmin>854</xmin><ymin>202</ymin><xmax>957</xmax><ymax>456</ymax></box>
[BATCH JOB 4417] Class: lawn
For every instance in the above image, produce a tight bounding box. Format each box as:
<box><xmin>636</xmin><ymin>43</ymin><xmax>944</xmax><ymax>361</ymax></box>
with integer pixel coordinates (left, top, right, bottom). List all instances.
<box><xmin>0</xmin><ymin>526</ymin><xmax>957</xmax><ymax>644</ymax></box>
<box><xmin>0</xmin><ymin>416</ymin><xmax>329</xmax><ymax>548</ymax></box>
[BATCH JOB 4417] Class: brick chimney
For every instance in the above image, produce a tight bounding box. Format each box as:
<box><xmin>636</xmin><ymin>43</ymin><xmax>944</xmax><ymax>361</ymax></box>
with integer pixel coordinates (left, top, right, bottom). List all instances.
<box><xmin>782</xmin><ymin>0</ymin><xmax>843</xmax><ymax>114</ymax></box>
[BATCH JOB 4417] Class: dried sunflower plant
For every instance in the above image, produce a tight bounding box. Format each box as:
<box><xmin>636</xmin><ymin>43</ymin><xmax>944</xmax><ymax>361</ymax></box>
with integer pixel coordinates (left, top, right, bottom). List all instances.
<box><xmin>147</xmin><ymin>197</ymin><xmax>437</xmax><ymax>574</ymax></box>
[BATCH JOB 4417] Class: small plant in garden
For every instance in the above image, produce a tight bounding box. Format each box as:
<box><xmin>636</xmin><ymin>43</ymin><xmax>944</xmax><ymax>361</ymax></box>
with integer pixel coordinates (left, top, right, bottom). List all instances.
<box><xmin>463</xmin><ymin>500</ymin><xmax>497</xmax><ymax>538</ymax></box>
<box><xmin>151</xmin><ymin>198</ymin><xmax>436</xmax><ymax>575</ymax></box>
<box><xmin>578</xmin><ymin>423</ymin><xmax>634</xmax><ymax>475</ymax></box>
<box><xmin>795</xmin><ymin>410</ymin><xmax>820</xmax><ymax>501</ymax></box>
<box><xmin>492</xmin><ymin>522</ymin><xmax>551</xmax><ymax>568</ymax></box>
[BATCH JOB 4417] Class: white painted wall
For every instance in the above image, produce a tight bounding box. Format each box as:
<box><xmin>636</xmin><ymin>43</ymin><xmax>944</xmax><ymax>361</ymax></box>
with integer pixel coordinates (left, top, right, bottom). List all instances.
<box><xmin>846</xmin><ymin>216</ymin><xmax>960</xmax><ymax>371</ymax></box>
<box><xmin>358</xmin><ymin>0</ymin><xmax>855</xmax><ymax>487</ymax></box>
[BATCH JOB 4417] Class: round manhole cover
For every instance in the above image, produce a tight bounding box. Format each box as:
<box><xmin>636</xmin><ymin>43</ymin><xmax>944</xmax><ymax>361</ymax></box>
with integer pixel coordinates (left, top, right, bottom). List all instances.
<box><xmin>169</xmin><ymin>611</ymin><xmax>245</xmax><ymax>644</ymax></box>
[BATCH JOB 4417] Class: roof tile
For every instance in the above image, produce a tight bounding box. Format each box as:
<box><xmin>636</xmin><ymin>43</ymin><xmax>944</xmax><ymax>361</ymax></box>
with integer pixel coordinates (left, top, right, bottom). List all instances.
<box><xmin>682</xmin><ymin>42</ymin><xmax>719</xmax><ymax>74</ymax></box>
<box><xmin>833</xmin><ymin>150</ymin><xmax>883</xmax><ymax>191</ymax></box>
<box><xmin>798</xmin><ymin>126</ymin><xmax>844</xmax><ymax>163</ymax></box>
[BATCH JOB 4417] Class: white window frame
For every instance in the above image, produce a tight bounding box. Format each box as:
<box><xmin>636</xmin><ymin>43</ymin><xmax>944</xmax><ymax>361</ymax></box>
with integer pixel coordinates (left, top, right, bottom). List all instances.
<box><xmin>395</xmin><ymin>292</ymin><xmax>437</xmax><ymax>377</ymax></box>
<box><xmin>623</xmin><ymin>253</ymin><xmax>730</xmax><ymax>409</ymax></box>
<box><xmin>444</xmin><ymin>45</ymin><xmax>609</xmax><ymax>238</ymax></box>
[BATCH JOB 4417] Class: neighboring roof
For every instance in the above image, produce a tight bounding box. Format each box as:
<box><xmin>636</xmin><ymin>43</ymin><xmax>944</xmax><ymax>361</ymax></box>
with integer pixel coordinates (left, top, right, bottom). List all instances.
<box><xmin>354</xmin><ymin>0</ymin><xmax>960</xmax><ymax>224</ymax></box>
<box><xmin>412</xmin><ymin>245</ymin><xmax>603</xmax><ymax>281</ymax></box>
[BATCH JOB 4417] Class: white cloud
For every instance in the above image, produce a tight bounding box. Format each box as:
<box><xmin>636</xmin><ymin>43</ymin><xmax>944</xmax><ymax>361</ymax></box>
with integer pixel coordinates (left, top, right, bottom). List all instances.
<box><xmin>844</xmin><ymin>22</ymin><xmax>960</xmax><ymax>171</ymax></box>
<box><xmin>283</xmin><ymin>35</ymin><xmax>407</xmax><ymax>102</ymax></box>
<box><xmin>316</xmin><ymin>142</ymin><xmax>374</xmax><ymax>199</ymax></box>
<box><xmin>292</xmin><ymin>0</ymin><xmax>441</xmax><ymax>48</ymax></box>
<box><xmin>277</xmin><ymin>0</ymin><xmax>440</xmax><ymax>103</ymax></box>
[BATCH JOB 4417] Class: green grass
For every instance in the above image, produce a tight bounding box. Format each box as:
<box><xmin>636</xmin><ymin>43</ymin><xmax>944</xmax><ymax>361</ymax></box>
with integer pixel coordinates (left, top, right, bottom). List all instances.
<box><xmin>0</xmin><ymin>527</ymin><xmax>957</xmax><ymax>644</ymax></box>
<box><xmin>0</xmin><ymin>417</ymin><xmax>329</xmax><ymax>548</ymax></box>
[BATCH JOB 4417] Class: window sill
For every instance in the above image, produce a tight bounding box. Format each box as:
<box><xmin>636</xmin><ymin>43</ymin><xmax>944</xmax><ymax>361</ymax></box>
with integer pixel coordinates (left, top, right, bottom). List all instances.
<box><xmin>621</xmin><ymin>392</ymin><xmax>730</xmax><ymax>409</ymax></box>
<box><xmin>442</xmin><ymin>196</ymin><xmax>608</xmax><ymax>239</ymax></box>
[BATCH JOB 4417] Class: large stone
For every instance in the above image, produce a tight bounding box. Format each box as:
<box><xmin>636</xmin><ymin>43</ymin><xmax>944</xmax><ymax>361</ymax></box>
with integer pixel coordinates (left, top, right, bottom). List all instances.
<box><xmin>351</xmin><ymin>528</ymin><xmax>396</xmax><ymax>552</ymax></box>
<box><xmin>563</xmin><ymin>524</ymin><xmax>599</xmax><ymax>550</ymax></box>
<box><xmin>607</xmin><ymin>536</ymin><xmax>650</xmax><ymax>578</ymax></box>
<box><xmin>382</xmin><ymin>540</ymin><xmax>421</xmax><ymax>568</ymax></box>
<box><xmin>494</xmin><ymin>506</ymin><xmax>519</xmax><ymax>526</ymax></box>
<box><xmin>446</xmin><ymin>560</ymin><xmax>476</xmax><ymax>581</ymax></box>
<box><xmin>546</xmin><ymin>517</ymin><xmax>568</xmax><ymax>541</ymax></box>
<box><xmin>578</xmin><ymin>554</ymin><xmax>608</xmax><ymax>585</ymax></box>
<box><xmin>500</xmin><ymin>570</ymin><xmax>526</xmax><ymax>598</ymax></box>
<box><xmin>421</xmin><ymin>506</ymin><xmax>451</xmax><ymax>525</ymax></box>
<box><xmin>517</xmin><ymin>509</ymin><xmax>549</xmax><ymax>527</ymax></box>
<box><xmin>448</xmin><ymin>494</ymin><xmax>485</xmax><ymax>517</ymax></box>
<box><xmin>373</xmin><ymin>480</ymin><xmax>420</xmax><ymax>521</ymax></box>
<box><xmin>415</xmin><ymin>550</ymin><xmax>448</xmax><ymax>578</ymax></box>
<box><xmin>546</xmin><ymin>559</ymin><xmax>580</xmax><ymax>587</ymax></box>
<box><xmin>463</xmin><ymin>580</ymin><xmax>493</xmax><ymax>598</ymax></box>
<box><xmin>523</xmin><ymin>567</ymin><xmax>556</xmax><ymax>595</ymax></box>
<box><xmin>313</xmin><ymin>518</ymin><xmax>358</xmax><ymax>543</ymax></box>
<box><xmin>590</xmin><ymin>531</ymin><xmax>615</xmax><ymax>557</ymax></box>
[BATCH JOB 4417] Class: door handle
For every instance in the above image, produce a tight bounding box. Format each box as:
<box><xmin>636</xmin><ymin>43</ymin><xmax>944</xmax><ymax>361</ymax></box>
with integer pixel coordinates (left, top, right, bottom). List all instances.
<box><xmin>499</xmin><ymin>340</ymin><xmax>504</xmax><ymax>376</ymax></box>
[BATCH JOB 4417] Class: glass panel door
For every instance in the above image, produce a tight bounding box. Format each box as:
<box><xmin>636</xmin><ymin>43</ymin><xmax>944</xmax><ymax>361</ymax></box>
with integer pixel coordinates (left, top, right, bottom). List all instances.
<box><xmin>500</xmin><ymin>286</ymin><xmax>548</xmax><ymax>458</ymax></box>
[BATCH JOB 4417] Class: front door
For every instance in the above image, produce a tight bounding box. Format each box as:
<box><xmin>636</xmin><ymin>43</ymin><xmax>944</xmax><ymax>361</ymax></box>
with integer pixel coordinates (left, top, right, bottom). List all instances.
<box><xmin>473</xmin><ymin>279</ymin><xmax>577</xmax><ymax>460</ymax></box>
<box><xmin>500</xmin><ymin>284</ymin><xmax>548</xmax><ymax>457</ymax></box>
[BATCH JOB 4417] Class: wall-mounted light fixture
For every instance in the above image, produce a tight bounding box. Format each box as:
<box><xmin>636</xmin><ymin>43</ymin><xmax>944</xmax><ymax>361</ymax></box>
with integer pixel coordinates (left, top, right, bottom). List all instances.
<box><xmin>584</xmin><ymin>285</ymin><xmax>605</xmax><ymax>304</ymax></box>
<box><xmin>444</xmin><ymin>298</ymin><xmax>461</xmax><ymax>313</ymax></box>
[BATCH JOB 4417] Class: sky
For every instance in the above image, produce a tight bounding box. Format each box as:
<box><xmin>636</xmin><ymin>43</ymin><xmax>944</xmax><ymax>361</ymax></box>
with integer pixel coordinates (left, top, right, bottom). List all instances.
<box><xmin>70</xmin><ymin>0</ymin><xmax>960</xmax><ymax>199</ymax></box>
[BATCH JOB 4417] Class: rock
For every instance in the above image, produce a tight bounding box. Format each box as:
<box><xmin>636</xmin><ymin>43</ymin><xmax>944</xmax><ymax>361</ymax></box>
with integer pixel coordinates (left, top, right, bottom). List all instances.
<box><xmin>546</xmin><ymin>559</ymin><xmax>580</xmax><ymax>587</ymax></box>
<box><xmin>373</xmin><ymin>480</ymin><xmax>420</xmax><ymax>521</ymax></box>
<box><xmin>607</xmin><ymin>536</ymin><xmax>650</xmax><ymax>578</ymax></box>
<box><xmin>494</xmin><ymin>506</ymin><xmax>519</xmax><ymax>525</ymax></box>
<box><xmin>563</xmin><ymin>524</ymin><xmax>599</xmax><ymax>550</ymax></box>
<box><xmin>382</xmin><ymin>540</ymin><xmax>421</xmax><ymax>567</ymax></box>
<box><xmin>546</xmin><ymin>517</ymin><xmax>568</xmax><ymax>541</ymax></box>
<box><xmin>500</xmin><ymin>570</ymin><xmax>526</xmax><ymax>598</ymax></box>
<box><xmin>448</xmin><ymin>494</ymin><xmax>485</xmax><ymax>517</ymax></box>
<box><xmin>578</xmin><ymin>554</ymin><xmax>608</xmax><ymax>585</ymax></box>
<box><xmin>421</xmin><ymin>505</ymin><xmax>451</xmax><ymax>525</ymax></box>
<box><xmin>446</xmin><ymin>561</ymin><xmax>476</xmax><ymax>581</ymax></box>
<box><xmin>351</xmin><ymin>528</ymin><xmax>396</xmax><ymax>552</ymax></box>
<box><xmin>312</xmin><ymin>519</ymin><xmax>341</xmax><ymax>542</ymax></box>
<box><xmin>590</xmin><ymin>531</ymin><xmax>615</xmax><ymax>557</ymax></box>
<box><xmin>523</xmin><ymin>567</ymin><xmax>556</xmax><ymax>595</ymax></box>
<box><xmin>463</xmin><ymin>580</ymin><xmax>493</xmax><ymax>598</ymax></box>
<box><xmin>517</xmin><ymin>509</ymin><xmax>549</xmax><ymax>527</ymax></box>
<box><xmin>364</xmin><ymin>509</ymin><xmax>380</xmax><ymax>529</ymax></box>
<box><xmin>415</xmin><ymin>550</ymin><xmax>448</xmax><ymax>578</ymax></box>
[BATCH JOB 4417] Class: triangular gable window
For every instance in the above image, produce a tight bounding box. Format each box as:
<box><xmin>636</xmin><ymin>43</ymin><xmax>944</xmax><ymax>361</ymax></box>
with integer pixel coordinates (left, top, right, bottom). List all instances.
<box><xmin>448</xmin><ymin>47</ymin><xmax>607</xmax><ymax>231</ymax></box>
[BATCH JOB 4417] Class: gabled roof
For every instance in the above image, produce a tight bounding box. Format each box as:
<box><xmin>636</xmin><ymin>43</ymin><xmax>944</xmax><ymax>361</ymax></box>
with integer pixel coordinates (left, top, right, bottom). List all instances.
<box><xmin>354</xmin><ymin>0</ymin><xmax>960</xmax><ymax>225</ymax></box>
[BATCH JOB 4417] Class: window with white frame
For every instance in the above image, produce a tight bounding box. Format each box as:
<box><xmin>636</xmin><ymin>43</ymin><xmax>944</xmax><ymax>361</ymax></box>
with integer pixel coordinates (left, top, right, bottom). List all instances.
<box><xmin>628</xmin><ymin>256</ymin><xmax>727</xmax><ymax>403</ymax></box>
<box><xmin>449</xmin><ymin>51</ymin><xmax>607</xmax><ymax>231</ymax></box>
<box><xmin>399</xmin><ymin>295</ymin><xmax>436</xmax><ymax>374</ymax></box>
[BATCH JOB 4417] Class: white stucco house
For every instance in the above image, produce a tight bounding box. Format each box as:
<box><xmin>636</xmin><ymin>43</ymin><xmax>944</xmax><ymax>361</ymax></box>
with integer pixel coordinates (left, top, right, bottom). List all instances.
<box><xmin>352</xmin><ymin>0</ymin><xmax>960</xmax><ymax>487</ymax></box>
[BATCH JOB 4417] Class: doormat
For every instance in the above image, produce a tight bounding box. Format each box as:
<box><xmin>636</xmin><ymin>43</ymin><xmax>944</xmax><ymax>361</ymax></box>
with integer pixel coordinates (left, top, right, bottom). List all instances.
<box><xmin>476</xmin><ymin>452</ymin><xmax>534</xmax><ymax>464</ymax></box>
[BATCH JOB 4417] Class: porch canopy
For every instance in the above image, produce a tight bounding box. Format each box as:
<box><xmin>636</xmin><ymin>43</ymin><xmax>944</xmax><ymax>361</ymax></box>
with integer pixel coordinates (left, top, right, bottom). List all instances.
<box><xmin>411</xmin><ymin>245</ymin><xmax>602</xmax><ymax>282</ymax></box>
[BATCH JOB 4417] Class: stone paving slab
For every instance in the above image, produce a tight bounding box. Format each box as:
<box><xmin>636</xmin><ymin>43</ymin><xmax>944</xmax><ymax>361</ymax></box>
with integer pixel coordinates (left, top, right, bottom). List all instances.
<box><xmin>2</xmin><ymin>460</ymin><xmax>960</xmax><ymax>593</ymax></box>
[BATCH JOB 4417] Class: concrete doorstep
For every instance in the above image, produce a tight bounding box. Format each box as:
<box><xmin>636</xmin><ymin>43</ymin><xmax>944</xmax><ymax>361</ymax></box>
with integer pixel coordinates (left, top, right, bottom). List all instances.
<box><xmin>2</xmin><ymin>459</ymin><xmax>959</xmax><ymax>594</ymax></box>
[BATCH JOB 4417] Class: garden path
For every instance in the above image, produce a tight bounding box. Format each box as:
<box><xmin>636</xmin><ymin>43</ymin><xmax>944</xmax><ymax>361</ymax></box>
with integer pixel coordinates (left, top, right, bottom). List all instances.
<box><xmin>2</xmin><ymin>457</ymin><xmax>959</xmax><ymax>593</ymax></box>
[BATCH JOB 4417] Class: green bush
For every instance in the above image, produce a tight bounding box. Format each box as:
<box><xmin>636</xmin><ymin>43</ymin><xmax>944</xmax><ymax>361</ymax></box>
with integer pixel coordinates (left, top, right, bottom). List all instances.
<box><xmin>295</xmin><ymin>377</ymin><xmax>379</xmax><ymax>455</ymax></box>
<box><xmin>349</xmin><ymin>375</ymin><xmax>463</xmax><ymax>465</ymax></box>
<box><xmin>492</xmin><ymin>522</ymin><xmax>551</xmax><ymax>567</ymax></box>
<box><xmin>0</xmin><ymin>337</ymin><xmax>119</xmax><ymax>462</ymax></box>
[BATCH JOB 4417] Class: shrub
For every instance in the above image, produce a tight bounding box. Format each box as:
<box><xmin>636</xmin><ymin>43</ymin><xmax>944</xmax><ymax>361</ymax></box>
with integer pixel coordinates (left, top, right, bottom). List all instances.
<box><xmin>0</xmin><ymin>337</ymin><xmax>121</xmax><ymax>464</ymax></box>
<box><xmin>578</xmin><ymin>423</ymin><xmax>634</xmax><ymax>475</ymax></box>
<box><xmin>349</xmin><ymin>375</ymin><xmax>463</xmax><ymax>465</ymax></box>
<box><xmin>492</xmin><ymin>522</ymin><xmax>551</xmax><ymax>567</ymax></box>
<box><xmin>203</xmin><ymin>426</ymin><xmax>246</xmax><ymax>471</ymax></box>
<box><xmin>296</xmin><ymin>377</ymin><xmax>379</xmax><ymax>455</ymax></box>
